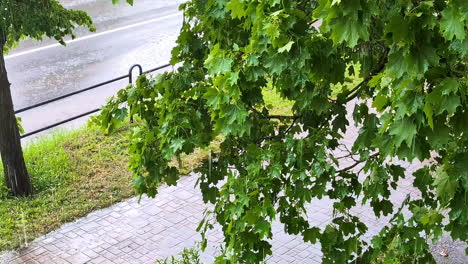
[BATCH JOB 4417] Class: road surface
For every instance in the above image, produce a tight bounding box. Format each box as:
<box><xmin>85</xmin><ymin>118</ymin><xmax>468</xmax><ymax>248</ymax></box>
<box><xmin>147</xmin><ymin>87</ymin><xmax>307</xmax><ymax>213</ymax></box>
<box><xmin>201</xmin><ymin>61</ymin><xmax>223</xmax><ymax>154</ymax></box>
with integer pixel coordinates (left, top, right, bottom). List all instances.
<box><xmin>5</xmin><ymin>0</ymin><xmax>185</xmax><ymax>140</ymax></box>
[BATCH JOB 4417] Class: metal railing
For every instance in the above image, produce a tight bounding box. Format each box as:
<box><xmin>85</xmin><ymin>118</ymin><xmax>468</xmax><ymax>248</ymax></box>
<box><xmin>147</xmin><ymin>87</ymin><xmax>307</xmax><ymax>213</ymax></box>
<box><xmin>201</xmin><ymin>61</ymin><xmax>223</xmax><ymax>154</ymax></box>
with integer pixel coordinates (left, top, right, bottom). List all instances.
<box><xmin>16</xmin><ymin>63</ymin><xmax>171</xmax><ymax>138</ymax></box>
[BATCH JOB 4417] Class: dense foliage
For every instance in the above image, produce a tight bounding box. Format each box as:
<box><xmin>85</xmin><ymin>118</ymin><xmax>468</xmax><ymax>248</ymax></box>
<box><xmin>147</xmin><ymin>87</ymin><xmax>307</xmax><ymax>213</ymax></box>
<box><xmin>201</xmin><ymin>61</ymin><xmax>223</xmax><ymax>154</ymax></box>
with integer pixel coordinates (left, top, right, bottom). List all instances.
<box><xmin>0</xmin><ymin>0</ymin><xmax>94</xmax><ymax>51</ymax></box>
<box><xmin>97</xmin><ymin>0</ymin><xmax>468</xmax><ymax>263</ymax></box>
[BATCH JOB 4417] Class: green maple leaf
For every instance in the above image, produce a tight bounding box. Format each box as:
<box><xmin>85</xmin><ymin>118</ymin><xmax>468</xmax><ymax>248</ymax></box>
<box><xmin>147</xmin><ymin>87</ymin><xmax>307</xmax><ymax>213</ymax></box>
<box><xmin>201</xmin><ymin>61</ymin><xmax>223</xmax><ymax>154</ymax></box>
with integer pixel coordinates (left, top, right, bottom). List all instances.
<box><xmin>389</xmin><ymin>118</ymin><xmax>417</xmax><ymax>148</ymax></box>
<box><xmin>433</xmin><ymin>166</ymin><xmax>458</xmax><ymax>203</ymax></box>
<box><xmin>370</xmin><ymin>199</ymin><xmax>393</xmax><ymax>217</ymax></box>
<box><xmin>386</xmin><ymin>46</ymin><xmax>439</xmax><ymax>78</ymax></box>
<box><xmin>226</xmin><ymin>0</ymin><xmax>247</xmax><ymax>19</ymax></box>
<box><xmin>170</xmin><ymin>138</ymin><xmax>185</xmax><ymax>152</ymax></box>
<box><xmin>407</xmin><ymin>46</ymin><xmax>440</xmax><ymax>77</ymax></box>
<box><xmin>264</xmin><ymin>54</ymin><xmax>287</xmax><ymax>75</ymax></box>
<box><xmin>372</xmin><ymin>94</ymin><xmax>388</xmax><ymax>112</ymax></box>
<box><xmin>440</xmin><ymin>95</ymin><xmax>461</xmax><ymax>114</ymax></box>
<box><xmin>440</xmin><ymin>6</ymin><xmax>466</xmax><ymax>41</ymax></box>
<box><xmin>112</xmin><ymin>0</ymin><xmax>133</xmax><ymax>4</ymax></box>
<box><xmin>427</xmin><ymin>79</ymin><xmax>461</xmax><ymax>115</ymax></box>
<box><xmin>439</xmin><ymin>78</ymin><xmax>459</xmax><ymax>95</ymax></box>
<box><xmin>263</xmin><ymin>22</ymin><xmax>280</xmax><ymax>40</ymax></box>
<box><xmin>204</xmin><ymin>44</ymin><xmax>234</xmax><ymax>75</ymax></box>
<box><xmin>246</xmin><ymin>53</ymin><xmax>260</xmax><ymax>66</ymax></box>
<box><xmin>202</xmin><ymin>186</ymin><xmax>219</xmax><ymax>203</ymax></box>
<box><xmin>223</xmin><ymin>105</ymin><xmax>247</xmax><ymax>125</ymax></box>
<box><xmin>449</xmin><ymin>37</ymin><xmax>468</xmax><ymax>56</ymax></box>
<box><xmin>204</xmin><ymin>87</ymin><xmax>221</xmax><ymax>108</ymax></box>
<box><xmin>244</xmin><ymin>210</ymin><xmax>259</xmax><ymax>225</ymax></box>
<box><xmin>132</xmin><ymin>175</ymin><xmax>146</xmax><ymax>193</ymax></box>
<box><xmin>255</xmin><ymin>219</ymin><xmax>271</xmax><ymax>238</ymax></box>
<box><xmin>206</xmin><ymin>57</ymin><xmax>233</xmax><ymax>75</ymax></box>
<box><xmin>330</xmin><ymin>16</ymin><xmax>369</xmax><ymax>48</ymax></box>
<box><xmin>227</xmin><ymin>71</ymin><xmax>240</xmax><ymax>86</ymax></box>
<box><xmin>320</xmin><ymin>226</ymin><xmax>338</xmax><ymax>248</ymax></box>
<box><xmin>278</xmin><ymin>41</ymin><xmax>294</xmax><ymax>53</ymax></box>
<box><xmin>386</xmin><ymin>15</ymin><xmax>412</xmax><ymax>46</ymax></box>
<box><xmin>303</xmin><ymin>227</ymin><xmax>321</xmax><ymax>243</ymax></box>
<box><xmin>423</xmin><ymin>103</ymin><xmax>434</xmax><ymax>129</ymax></box>
<box><xmin>413</xmin><ymin>167</ymin><xmax>433</xmax><ymax>194</ymax></box>
<box><xmin>427</xmin><ymin>123</ymin><xmax>451</xmax><ymax>149</ymax></box>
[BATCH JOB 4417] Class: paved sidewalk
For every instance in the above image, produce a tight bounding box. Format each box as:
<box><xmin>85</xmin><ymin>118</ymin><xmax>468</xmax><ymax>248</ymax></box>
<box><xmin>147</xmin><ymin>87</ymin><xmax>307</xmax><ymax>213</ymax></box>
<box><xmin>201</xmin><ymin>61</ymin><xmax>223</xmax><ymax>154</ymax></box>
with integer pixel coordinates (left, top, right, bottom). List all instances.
<box><xmin>1</xmin><ymin>172</ymin><xmax>466</xmax><ymax>264</ymax></box>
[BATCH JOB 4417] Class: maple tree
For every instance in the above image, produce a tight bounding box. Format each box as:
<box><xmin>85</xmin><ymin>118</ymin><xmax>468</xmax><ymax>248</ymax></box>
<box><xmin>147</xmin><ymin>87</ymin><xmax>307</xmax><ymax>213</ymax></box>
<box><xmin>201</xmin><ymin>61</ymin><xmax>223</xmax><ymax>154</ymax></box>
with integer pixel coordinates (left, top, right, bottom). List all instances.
<box><xmin>98</xmin><ymin>0</ymin><xmax>467</xmax><ymax>262</ymax></box>
<box><xmin>0</xmin><ymin>0</ymin><xmax>94</xmax><ymax>196</ymax></box>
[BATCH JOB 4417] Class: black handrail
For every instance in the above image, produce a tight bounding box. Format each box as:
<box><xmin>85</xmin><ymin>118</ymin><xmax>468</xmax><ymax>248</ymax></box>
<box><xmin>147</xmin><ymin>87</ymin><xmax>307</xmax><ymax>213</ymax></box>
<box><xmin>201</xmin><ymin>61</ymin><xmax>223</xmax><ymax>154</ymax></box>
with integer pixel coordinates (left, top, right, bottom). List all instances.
<box><xmin>129</xmin><ymin>64</ymin><xmax>143</xmax><ymax>84</ymax></box>
<box><xmin>143</xmin><ymin>63</ymin><xmax>170</xmax><ymax>74</ymax></box>
<box><xmin>15</xmin><ymin>75</ymin><xmax>128</xmax><ymax>114</ymax></box>
<box><xmin>20</xmin><ymin>108</ymin><xmax>102</xmax><ymax>138</ymax></box>
<box><xmin>18</xmin><ymin>63</ymin><xmax>171</xmax><ymax>138</ymax></box>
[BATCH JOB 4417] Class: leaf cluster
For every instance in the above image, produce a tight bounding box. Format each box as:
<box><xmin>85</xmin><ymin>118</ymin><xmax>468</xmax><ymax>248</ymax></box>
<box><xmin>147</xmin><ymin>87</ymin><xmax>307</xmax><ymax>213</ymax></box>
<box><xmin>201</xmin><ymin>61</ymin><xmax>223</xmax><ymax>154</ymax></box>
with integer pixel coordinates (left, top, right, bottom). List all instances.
<box><xmin>0</xmin><ymin>0</ymin><xmax>94</xmax><ymax>51</ymax></box>
<box><xmin>96</xmin><ymin>0</ymin><xmax>468</xmax><ymax>263</ymax></box>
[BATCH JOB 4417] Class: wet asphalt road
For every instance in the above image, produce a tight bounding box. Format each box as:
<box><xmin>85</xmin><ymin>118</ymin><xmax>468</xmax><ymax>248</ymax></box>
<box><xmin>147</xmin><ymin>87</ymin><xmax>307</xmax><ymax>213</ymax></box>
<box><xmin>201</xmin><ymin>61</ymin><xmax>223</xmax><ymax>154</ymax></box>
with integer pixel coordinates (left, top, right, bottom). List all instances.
<box><xmin>5</xmin><ymin>0</ymin><xmax>185</xmax><ymax>141</ymax></box>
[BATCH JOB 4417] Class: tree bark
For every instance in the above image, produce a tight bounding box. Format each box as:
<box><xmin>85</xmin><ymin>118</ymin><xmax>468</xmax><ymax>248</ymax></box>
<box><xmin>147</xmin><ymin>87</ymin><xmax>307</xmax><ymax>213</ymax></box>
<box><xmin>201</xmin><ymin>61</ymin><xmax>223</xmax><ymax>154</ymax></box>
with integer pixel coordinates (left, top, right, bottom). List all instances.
<box><xmin>0</xmin><ymin>40</ymin><xmax>33</xmax><ymax>196</ymax></box>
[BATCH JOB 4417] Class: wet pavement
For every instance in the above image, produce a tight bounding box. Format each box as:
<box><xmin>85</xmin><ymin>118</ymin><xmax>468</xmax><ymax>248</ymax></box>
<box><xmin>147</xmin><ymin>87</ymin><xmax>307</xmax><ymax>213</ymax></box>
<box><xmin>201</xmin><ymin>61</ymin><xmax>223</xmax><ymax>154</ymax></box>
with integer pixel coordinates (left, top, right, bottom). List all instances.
<box><xmin>6</xmin><ymin>0</ymin><xmax>185</xmax><ymax>140</ymax></box>
<box><xmin>0</xmin><ymin>172</ymin><xmax>466</xmax><ymax>264</ymax></box>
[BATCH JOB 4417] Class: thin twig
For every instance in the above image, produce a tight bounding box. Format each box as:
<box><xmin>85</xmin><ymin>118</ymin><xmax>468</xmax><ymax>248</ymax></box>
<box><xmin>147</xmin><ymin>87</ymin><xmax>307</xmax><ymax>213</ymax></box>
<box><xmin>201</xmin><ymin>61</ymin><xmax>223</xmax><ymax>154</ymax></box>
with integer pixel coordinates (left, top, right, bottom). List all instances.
<box><xmin>336</xmin><ymin>152</ymin><xmax>379</xmax><ymax>173</ymax></box>
<box><xmin>256</xmin><ymin>116</ymin><xmax>300</xmax><ymax>143</ymax></box>
<box><xmin>284</xmin><ymin>116</ymin><xmax>300</xmax><ymax>134</ymax></box>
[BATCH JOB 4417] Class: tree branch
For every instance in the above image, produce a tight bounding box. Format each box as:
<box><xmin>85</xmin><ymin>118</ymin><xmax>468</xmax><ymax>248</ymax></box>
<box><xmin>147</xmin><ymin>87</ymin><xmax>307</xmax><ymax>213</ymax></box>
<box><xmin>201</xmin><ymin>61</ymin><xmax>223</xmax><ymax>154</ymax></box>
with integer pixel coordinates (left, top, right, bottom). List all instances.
<box><xmin>335</xmin><ymin>153</ymin><xmax>359</xmax><ymax>162</ymax></box>
<box><xmin>284</xmin><ymin>116</ymin><xmax>300</xmax><ymax>134</ymax></box>
<box><xmin>256</xmin><ymin>116</ymin><xmax>301</xmax><ymax>143</ymax></box>
<box><xmin>336</xmin><ymin>152</ymin><xmax>379</xmax><ymax>173</ymax></box>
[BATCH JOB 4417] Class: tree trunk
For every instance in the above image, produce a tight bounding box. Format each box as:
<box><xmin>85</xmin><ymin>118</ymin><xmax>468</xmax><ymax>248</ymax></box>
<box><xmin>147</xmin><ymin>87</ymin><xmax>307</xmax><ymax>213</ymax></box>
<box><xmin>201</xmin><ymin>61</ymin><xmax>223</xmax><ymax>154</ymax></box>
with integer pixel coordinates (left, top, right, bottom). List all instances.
<box><xmin>0</xmin><ymin>40</ymin><xmax>33</xmax><ymax>196</ymax></box>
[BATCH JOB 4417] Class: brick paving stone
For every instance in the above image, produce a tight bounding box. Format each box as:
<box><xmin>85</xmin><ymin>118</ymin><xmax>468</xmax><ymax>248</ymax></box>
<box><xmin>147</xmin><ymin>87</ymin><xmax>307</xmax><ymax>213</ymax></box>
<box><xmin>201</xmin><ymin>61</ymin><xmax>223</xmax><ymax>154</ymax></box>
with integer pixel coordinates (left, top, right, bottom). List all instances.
<box><xmin>23</xmin><ymin>260</ymin><xmax>38</xmax><ymax>264</ymax></box>
<box><xmin>82</xmin><ymin>249</ymin><xmax>99</xmax><ymax>259</ymax></box>
<box><xmin>1</xmin><ymin>153</ymin><xmax>467</xmax><ymax>263</ymax></box>
<box><xmin>89</xmin><ymin>256</ymin><xmax>108</xmax><ymax>264</ymax></box>
<box><xmin>174</xmin><ymin>189</ymin><xmax>193</xmax><ymax>200</ymax></box>
<box><xmin>64</xmin><ymin>253</ymin><xmax>91</xmax><ymax>264</ymax></box>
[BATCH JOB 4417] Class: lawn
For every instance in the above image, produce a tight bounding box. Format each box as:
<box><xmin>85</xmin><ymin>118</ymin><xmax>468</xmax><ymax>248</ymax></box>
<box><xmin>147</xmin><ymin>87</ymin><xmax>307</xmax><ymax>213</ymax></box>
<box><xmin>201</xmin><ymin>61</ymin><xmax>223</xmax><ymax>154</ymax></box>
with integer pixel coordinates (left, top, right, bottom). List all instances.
<box><xmin>0</xmin><ymin>124</ymin><xmax>135</xmax><ymax>252</ymax></box>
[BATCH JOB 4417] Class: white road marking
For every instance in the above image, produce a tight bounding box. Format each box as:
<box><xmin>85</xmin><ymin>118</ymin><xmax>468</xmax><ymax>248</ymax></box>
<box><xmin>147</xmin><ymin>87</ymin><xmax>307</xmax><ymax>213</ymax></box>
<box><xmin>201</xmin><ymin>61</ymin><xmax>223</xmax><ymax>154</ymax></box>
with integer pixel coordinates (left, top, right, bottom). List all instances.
<box><xmin>5</xmin><ymin>12</ymin><xmax>182</xmax><ymax>60</ymax></box>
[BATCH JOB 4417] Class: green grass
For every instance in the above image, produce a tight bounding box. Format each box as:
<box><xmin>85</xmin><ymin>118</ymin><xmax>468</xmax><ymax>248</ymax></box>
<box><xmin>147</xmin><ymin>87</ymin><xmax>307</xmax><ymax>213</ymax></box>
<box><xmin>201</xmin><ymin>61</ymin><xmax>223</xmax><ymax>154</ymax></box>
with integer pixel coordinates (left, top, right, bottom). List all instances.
<box><xmin>262</xmin><ymin>78</ymin><xmax>294</xmax><ymax>116</ymax></box>
<box><xmin>263</xmin><ymin>88</ymin><xmax>293</xmax><ymax>116</ymax></box>
<box><xmin>0</xmin><ymin>124</ymin><xmax>135</xmax><ymax>252</ymax></box>
<box><xmin>0</xmin><ymin>121</ymin><xmax>215</xmax><ymax>253</ymax></box>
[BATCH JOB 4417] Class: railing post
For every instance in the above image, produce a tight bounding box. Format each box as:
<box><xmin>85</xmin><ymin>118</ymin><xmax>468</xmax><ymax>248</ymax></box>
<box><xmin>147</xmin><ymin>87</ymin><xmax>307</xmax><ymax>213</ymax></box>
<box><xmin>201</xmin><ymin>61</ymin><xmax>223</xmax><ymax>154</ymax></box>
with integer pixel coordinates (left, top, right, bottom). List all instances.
<box><xmin>128</xmin><ymin>64</ymin><xmax>143</xmax><ymax>123</ymax></box>
<box><xmin>128</xmin><ymin>64</ymin><xmax>143</xmax><ymax>84</ymax></box>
